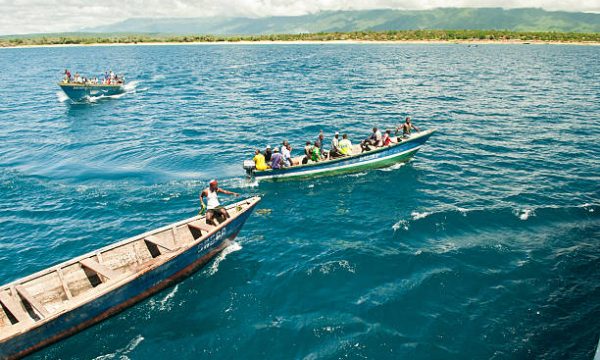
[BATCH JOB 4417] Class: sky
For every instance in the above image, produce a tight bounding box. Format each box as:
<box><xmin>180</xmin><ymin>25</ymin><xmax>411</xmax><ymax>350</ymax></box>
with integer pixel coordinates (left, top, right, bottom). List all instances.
<box><xmin>0</xmin><ymin>0</ymin><xmax>598</xmax><ymax>35</ymax></box>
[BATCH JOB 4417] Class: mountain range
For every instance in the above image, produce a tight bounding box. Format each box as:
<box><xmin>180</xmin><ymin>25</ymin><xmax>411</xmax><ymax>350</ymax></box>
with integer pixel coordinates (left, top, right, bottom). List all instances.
<box><xmin>83</xmin><ymin>8</ymin><xmax>600</xmax><ymax>35</ymax></box>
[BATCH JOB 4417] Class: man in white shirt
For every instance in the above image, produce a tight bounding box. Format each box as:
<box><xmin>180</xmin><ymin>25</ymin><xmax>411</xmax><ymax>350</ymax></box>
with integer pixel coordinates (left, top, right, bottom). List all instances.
<box><xmin>330</xmin><ymin>132</ymin><xmax>342</xmax><ymax>158</ymax></box>
<box><xmin>361</xmin><ymin>127</ymin><xmax>382</xmax><ymax>152</ymax></box>
<box><xmin>281</xmin><ymin>140</ymin><xmax>293</xmax><ymax>167</ymax></box>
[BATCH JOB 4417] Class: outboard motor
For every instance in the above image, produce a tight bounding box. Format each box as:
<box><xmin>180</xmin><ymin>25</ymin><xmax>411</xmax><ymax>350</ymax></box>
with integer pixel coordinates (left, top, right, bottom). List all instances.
<box><xmin>243</xmin><ymin>160</ymin><xmax>256</xmax><ymax>178</ymax></box>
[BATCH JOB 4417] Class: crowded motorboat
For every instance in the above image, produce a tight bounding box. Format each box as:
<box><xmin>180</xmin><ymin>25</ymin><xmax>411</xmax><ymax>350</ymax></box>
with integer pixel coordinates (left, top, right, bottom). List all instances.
<box><xmin>252</xmin><ymin>117</ymin><xmax>421</xmax><ymax>170</ymax></box>
<box><xmin>58</xmin><ymin>69</ymin><xmax>126</xmax><ymax>101</ymax></box>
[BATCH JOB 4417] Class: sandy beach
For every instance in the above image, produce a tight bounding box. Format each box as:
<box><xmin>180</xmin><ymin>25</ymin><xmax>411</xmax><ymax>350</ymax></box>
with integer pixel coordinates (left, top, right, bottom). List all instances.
<box><xmin>2</xmin><ymin>38</ymin><xmax>599</xmax><ymax>49</ymax></box>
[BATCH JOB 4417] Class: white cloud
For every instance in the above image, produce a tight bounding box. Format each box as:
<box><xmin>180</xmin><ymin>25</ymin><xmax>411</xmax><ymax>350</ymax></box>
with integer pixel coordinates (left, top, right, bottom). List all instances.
<box><xmin>0</xmin><ymin>0</ymin><xmax>598</xmax><ymax>35</ymax></box>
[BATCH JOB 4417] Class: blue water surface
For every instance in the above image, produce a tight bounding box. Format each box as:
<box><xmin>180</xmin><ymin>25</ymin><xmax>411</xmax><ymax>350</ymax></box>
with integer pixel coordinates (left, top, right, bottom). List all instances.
<box><xmin>0</xmin><ymin>43</ymin><xmax>599</xmax><ymax>359</ymax></box>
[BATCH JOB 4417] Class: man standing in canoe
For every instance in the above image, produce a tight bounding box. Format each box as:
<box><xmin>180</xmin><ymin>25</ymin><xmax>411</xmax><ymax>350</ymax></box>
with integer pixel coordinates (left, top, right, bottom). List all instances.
<box><xmin>200</xmin><ymin>180</ymin><xmax>240</xmax><ymax>225</ymax></box>
<box><xmin>396</xmin><ymin>116</ymin><xmax>420</xmax><ymax>138</ymax></box>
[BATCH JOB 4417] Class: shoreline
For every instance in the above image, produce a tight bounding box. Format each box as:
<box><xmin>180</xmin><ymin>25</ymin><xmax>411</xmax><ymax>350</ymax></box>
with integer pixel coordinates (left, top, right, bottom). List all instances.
<box><xmin>2</xmin><ymin>38</ymin><xmax>599</xmax><ymax>49</ymax></box>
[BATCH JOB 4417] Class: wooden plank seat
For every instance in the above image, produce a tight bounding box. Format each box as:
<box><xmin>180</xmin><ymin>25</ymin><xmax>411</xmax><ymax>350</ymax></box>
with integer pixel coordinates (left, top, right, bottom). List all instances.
<box><xmin>188</xmin><ymin>222</ymin><xmax>215</xmax><ymax>234</ymax></box>
<box><xmin>0</xmin><ymin>291</ymin><xmax>32</xmax><ymax>324</ymax></box>
<box><xmin>15</xmin><ymin>285</ymin><xmax>50</xmax><ymax>319</ymax></box>
<box><xmin>79</xmin><ymin>258</ymin><xmax>119</xmax><ymax>281</ymax></box>
<box><xmin>144</xmin><ymin>235</ymin><xmax>176</xmax><ymax>252</ymax></box>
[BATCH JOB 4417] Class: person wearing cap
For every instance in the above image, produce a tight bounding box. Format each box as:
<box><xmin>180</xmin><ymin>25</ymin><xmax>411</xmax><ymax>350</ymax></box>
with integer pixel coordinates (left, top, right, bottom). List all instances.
<box><xmin>200</xmin><ymin>179</ymin><xmax>240</xmax><ymax>225</ymax></box>
<box><xmin>253</xmin><ymin>149</ymin><xmax>269</xmax><ymax>171</ymax></box>
<box><xmin>263</xmin><ymin>145</ymin><xmax>272</xmax><ymax>162</ymax></box>
<box><xmin>270</xmin><ymin>147</ymin><xmax>284</xmax><ymax>169</ymax></box>
<box><xmin>330</xmin><ymin>132</ymin><xmax>342</xmax><ymax>158</ymax></box>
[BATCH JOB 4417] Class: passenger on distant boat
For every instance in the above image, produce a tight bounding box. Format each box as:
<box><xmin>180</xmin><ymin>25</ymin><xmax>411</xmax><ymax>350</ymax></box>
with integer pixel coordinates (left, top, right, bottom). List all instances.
<box><xmin>339</xmin><ymin>134</ymin><xmax>353</xmax><ymax>156</ymax></box>
<box><xmin>200</xmin><ymin>179</ymin><xmax>240</xmax><ymax>225</ymax></box>
<box><xmin>263</xmin><ymin>145</ymin><xmax>272</xmax><ymax>162</ymax></box>
<box><xmin>360</xmin><ymin>127</ymin><xmax>383</xmax><ymax>152</ymax></box>
<box><xmin>330</xmin><ymin>131</ymin><xmax>343</xmax><ymax>158</ymax></box>
<box><xmin>271</xmin><ymin>147</ymin><xmax>284</xmax><ymax>169</ymax></box>
<box><xmin>396</xmin><ymin>117</ymin><xmax>420</xmax><ymax>138</ymax></box>
<box><xmin>63</xmin><ymin>69</ymin><xmax>72</xmax><ymax>82</ymax></box>
<box><xmin>253</xmin><ymin>149</ymin><xmax>269</xmax><ymax>170</ymax></box>
<box><xmin>61</xmin><ymin>69</ymin><xmax>124</xmax><ymax>85</ymax></box>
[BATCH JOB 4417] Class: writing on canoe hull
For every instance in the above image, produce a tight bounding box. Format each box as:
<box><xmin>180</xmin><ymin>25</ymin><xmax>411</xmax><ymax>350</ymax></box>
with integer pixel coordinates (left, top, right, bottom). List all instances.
<box><xmin>196</xmin><ymin>228</ymin><xmax>226</xmax><ymax>254</ymax></box>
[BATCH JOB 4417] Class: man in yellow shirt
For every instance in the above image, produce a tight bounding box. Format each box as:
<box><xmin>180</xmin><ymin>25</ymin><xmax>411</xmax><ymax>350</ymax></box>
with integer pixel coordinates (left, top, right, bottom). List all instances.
<box><xmin>253</xmin><ymin>149</ymin><xmax>269</xmax><ymax>170</ymax></box>
<box><xmin>338</xmin><ymin>134</ymin><xmax>353</xmax><ymax>156</ymax></box>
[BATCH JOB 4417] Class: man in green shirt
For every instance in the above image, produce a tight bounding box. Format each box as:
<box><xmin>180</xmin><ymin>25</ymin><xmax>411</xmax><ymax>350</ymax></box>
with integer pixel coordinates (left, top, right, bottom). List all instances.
<box><xmin>311</xmin><ymin>141</ymin><xmax>323</xmax><ymax>162</ymax></box>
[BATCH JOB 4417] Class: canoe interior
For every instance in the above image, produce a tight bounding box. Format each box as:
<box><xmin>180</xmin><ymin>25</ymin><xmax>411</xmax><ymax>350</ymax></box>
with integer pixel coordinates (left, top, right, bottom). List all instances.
<box><xmin>0</xmin><ymin>198</ymin><xmax>257</xmax><ymax>340</ymax></box>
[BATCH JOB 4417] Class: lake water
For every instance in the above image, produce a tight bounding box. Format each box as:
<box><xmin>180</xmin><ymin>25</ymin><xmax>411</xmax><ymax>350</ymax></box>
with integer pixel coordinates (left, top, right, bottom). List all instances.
<box><xmin>0</xmin><ymin>43</ymin><xmax>599</xmax><ymax>359</ymax></box>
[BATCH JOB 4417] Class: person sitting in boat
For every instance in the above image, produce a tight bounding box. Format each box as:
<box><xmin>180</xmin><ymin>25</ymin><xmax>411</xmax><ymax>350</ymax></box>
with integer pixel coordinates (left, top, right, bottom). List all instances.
<box><xmin>270</xmin><ymin>147</ymin><xmax>284</xmax><ymax>169</ymax></box>
<box><xmin>311</xmin><ymin>141</ymin><xmax>324</xmax><ymax>162</ymax></box>
<box><xmin>200</xmin><ymin>180</ymin><xmax>240</xmax><ymax>225</ymax></box>
<box><xmin>63</xmin><ymin>69</ymin><xmax>72</xmax><ymax>83</ymax></box>
<box><xmin>338</xmin><ymin>134</ymin><xmax>353</xmax><ymax>156</ymax></box>
<box><xmin>383</xmin><ymin>129</ymin><xmax>397</xmax><ymax>146</ymax></box>
<box><xmin>281</xmin><ymin>140</ymin><xmax>295</xmax><ymax>167</ymax></box>
<box><xmin>396</xmin><ymin>117</ymin><xmax>420</xmax><ymax>138</ymax></box>
<box><xmin>253</xmin><ymin>149</ymin><xmax>269</xmax><ymax>171</ymax></box>
<box><xmin>329</xmin><ymin>132</ymin><xmax>343</xmax><ymax>158</ymax></box>
<box><xmin>315</xmin><ymin>131</ymin><xmax>328</xmax><ymax>159</ymax></box>
<box><xmin>360</xmin><ymin>127</ymin><xmax>383</xmax><ymax>152</ymax></box>
<box><xmin>263</xmin><ymin>145</ymin><xmax>272</xmax><ymax>162</ymax></box>
<box><xmin>302</xmin><ymin>141</ymin><xmax>312</xmax><ymax>164</ymax></box>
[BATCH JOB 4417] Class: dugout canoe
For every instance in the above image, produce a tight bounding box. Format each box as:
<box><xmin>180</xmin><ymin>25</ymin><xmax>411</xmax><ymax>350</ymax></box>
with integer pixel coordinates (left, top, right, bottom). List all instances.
<box><xmin>0</xmin><ymin>196</ymin><xmax>260</xmax><ymax>359</ymax></box>
<box><xmin>58</xmin><ymin>82</ymin><xmax>125</xmax><ymax>102</ymax></box>
<box><xmin>244</xmin><ymin>129</ymin><xmax>436</xmax><ymax>181</ymax></box>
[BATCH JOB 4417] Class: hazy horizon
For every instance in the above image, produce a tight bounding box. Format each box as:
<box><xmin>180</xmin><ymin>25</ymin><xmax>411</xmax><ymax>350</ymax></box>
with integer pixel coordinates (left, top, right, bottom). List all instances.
<box><xmin>1</xmin><ymin>1</ymin><xmax>599</xmax><ymax>36</ymax></box>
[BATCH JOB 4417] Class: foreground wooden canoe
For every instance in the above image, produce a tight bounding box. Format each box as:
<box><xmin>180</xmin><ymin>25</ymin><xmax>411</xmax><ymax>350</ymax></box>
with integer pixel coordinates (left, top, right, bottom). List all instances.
<box><xmin>0</xmin><ymin>196</ymin><xmax>260</xmax><ymax>359</ymax></box>
<box><xmin>244</xmin><ymin>129</ymin><xmax>436</xmax><ymax>181</ymax></box>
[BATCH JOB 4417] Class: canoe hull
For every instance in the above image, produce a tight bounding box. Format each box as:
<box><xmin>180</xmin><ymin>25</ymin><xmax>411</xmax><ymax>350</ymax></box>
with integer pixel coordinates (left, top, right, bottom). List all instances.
<box><xmin>253</xmin><ymin>129</ymin><xmax>435</xmax><ymax>181</ymax></box>
<box><xmin>59</xmin><ymin>84</ymin><xmax>125</xmax><ymax>102</ymax></box>
<box><xmin>0</xmin><ymin>202</ymin><xmax>258</xmax><ymax>359</ymax></box>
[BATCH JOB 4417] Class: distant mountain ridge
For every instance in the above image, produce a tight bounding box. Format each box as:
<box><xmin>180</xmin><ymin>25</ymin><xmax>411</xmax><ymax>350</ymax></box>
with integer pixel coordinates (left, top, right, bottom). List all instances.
<box><xmin>83</xmin><ymin>8</ymin><xmax>600</xmax><ymax>34</ymax></box>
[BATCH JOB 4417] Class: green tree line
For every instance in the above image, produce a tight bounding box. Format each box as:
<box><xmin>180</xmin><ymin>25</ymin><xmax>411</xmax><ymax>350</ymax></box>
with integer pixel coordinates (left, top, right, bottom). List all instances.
<box><xmin>1</xmin><ymin>30</ymin><xmax>599</xmax><ymax>47</ymax></box>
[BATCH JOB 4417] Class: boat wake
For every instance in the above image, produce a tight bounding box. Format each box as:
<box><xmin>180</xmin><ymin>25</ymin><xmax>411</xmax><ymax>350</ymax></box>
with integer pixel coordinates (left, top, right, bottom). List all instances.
<box><xmin>411</xmin><ymin>211</ymin><xmax>431</xmax><ymax>220</ymax></box>
<box><xmin>378</xmin><ymin>162</ymin><xmax>407</xmax><ymax>172</ymax></box>
<box><xmin>93</xmin><ymin>334</ymin><xmax>144</xmax><ymax>360</ymax></box>
<box><xmin>56</xmin><ymin>91</ymin><xmax>70</xmax><ymax>103</ymax></box>
<box><xmin>205</xmin><ymin>241</ymin><xmax>242</xmax><ymax>276</ymax></box>
<box><xmin>391</xmin><ymin>204</ymin><xmax>598</xmax><ymax>234</ymax></box>
<box><xmin>515</xmin><ymin>208</ymin><xmax>535</xmax><ymax>220</ymax></box>
<box><xmin>75</xmin><ymin>80</ymin><xmax>141</xmax><ymax>103</ymax></box>
<box><xmin>147</xmin><ymin>284</ymin><xmax>180</xmax><ymax>313</ymax></box>
<box><xmin>123</xmin><ymin>80</ymin><xmax>140</xmax><ymax>92</ymax></box>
